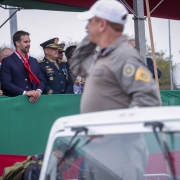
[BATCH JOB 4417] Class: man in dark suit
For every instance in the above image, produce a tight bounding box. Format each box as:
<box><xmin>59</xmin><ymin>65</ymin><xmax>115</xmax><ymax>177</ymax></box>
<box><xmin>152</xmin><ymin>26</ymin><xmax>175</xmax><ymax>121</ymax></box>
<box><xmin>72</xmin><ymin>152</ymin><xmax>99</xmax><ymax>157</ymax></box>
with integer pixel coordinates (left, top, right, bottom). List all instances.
<box><xmin>39</xmin><ymin>38</ymin><xmax>73</xmax><ymax>94</ymax></box>
<box><xmin>1</xmin><ymin>31</ymin><xmax>45</xmax><ymax>102</ymax></box>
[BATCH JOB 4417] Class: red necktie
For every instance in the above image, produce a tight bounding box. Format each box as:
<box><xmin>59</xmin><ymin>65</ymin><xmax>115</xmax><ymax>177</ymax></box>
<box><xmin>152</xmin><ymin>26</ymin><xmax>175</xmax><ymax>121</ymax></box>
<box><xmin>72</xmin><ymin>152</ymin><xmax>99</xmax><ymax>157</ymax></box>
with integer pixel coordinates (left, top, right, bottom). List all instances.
<box><xmin>16</xmin><ymin>50</ymin><xmax>40</xmax><ymax>85</ymax></box>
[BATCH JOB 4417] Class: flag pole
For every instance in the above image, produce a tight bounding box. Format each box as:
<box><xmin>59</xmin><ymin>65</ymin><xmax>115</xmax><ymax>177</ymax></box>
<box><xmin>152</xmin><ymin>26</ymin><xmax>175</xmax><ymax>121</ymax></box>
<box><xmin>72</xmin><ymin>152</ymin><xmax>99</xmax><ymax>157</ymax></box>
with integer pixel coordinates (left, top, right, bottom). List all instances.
<box><xmin>145</xmin><ymin>0</ymin><xmax>159</xmax><ymax>88</ymax></box>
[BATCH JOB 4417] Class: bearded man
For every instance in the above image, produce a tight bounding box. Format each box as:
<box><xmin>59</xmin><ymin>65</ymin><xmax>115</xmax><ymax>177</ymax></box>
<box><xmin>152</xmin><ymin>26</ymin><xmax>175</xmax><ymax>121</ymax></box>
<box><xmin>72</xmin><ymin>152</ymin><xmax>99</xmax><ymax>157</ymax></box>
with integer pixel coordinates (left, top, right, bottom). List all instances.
<box><xmin>1</xmin><ymin>31</ymin><xmax>44</xmax><ymax>102</ymax></box>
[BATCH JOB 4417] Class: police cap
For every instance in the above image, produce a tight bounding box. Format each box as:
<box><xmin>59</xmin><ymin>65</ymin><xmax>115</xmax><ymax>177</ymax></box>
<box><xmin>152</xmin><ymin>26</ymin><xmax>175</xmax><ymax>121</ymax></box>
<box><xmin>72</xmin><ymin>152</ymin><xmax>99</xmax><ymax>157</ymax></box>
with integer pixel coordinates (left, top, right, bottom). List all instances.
<box><xmin>40</xmin><ymin>38</ymin><xmax>59</xmax><ymax>49</ymax></box>
<box><xmin>65</xmin><ymin>45</ymin><xmax>77</xmax><ymax>59</ymax></box>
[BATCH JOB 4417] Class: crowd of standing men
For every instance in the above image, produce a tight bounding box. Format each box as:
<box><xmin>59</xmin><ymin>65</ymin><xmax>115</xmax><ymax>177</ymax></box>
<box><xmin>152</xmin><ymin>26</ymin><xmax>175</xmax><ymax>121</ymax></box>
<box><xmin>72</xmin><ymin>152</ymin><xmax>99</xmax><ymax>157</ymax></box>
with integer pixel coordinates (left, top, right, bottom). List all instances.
<box><xmin>0</xmin><ymin>31</ymin><xmax>85</xmax><ymax>102</ymax></box>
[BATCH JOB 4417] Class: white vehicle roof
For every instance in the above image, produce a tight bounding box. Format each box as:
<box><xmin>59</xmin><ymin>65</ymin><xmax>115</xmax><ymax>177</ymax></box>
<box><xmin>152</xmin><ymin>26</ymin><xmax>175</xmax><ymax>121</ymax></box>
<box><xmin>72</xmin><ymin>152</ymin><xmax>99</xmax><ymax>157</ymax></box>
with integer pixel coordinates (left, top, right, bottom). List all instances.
<box><xmin>49</xmin><ymin>106</ymin><xmax>180</xmax><ymax>138</ymax></box>
<box><xmin>40</xmin><ymin>106</ymin><xmax>180</xmax><ymax>180</ymax></box>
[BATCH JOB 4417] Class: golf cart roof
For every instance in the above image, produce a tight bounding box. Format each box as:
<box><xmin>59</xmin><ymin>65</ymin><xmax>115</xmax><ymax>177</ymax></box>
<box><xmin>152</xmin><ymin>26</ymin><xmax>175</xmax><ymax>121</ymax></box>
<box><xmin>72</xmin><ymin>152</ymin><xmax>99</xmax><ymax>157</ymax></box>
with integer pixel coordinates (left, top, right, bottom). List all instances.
<box><xmin>48</xmin><ymin>106</ymin><xmax>180</xmax><ymax>138</ymax></box>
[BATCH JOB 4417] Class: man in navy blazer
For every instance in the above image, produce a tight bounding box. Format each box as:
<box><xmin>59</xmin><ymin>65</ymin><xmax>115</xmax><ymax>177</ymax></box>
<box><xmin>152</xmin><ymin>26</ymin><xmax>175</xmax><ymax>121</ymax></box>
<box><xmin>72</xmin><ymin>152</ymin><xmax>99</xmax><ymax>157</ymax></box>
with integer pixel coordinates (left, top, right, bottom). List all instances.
<box><xmin>1</xmin><ymin>31</ymin><xmax>45</xmax><ymax>103</ymax></box>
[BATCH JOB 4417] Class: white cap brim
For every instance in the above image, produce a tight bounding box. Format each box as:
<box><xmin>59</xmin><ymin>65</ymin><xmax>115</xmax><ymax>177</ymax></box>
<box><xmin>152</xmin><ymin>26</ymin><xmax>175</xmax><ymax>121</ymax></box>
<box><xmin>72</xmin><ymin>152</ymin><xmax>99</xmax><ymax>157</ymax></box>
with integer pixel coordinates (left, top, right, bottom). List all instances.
<box><xmin>77</xmin><ymin>11</ymin><xmax>95</xmax><ymax>21</ymax></box>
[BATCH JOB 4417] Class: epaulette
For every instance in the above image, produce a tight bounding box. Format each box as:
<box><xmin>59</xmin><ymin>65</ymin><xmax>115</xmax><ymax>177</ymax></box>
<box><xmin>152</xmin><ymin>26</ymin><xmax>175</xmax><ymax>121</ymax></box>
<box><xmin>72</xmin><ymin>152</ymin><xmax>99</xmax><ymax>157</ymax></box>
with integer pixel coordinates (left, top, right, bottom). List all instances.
<box><xmin>39</xmin><ymin>60</ymin><xmax>45</xmax><ymax>63</ymax></box>
<box><xmin>61</xmin><ymin>59</ymin><xmax>66</xmax><ymax>63</ymax></box>
<box><xmin>57</xmin><ymin>59</ymin><xmax>66</xmax><ymax>63</ymax></box>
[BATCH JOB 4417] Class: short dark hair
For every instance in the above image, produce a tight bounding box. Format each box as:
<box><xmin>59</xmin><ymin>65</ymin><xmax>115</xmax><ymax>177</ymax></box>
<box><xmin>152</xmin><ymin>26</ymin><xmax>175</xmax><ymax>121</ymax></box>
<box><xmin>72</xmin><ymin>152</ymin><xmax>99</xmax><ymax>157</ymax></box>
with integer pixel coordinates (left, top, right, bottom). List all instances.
<box><xmin>57</xmin><ymin>143</ymin><xmax>78</xmax><ymax>161</ymax></box>
<box><xmin>13</xmin><ymin>31</ymin><xmax>30</xmax><ymax>47</ymax></box>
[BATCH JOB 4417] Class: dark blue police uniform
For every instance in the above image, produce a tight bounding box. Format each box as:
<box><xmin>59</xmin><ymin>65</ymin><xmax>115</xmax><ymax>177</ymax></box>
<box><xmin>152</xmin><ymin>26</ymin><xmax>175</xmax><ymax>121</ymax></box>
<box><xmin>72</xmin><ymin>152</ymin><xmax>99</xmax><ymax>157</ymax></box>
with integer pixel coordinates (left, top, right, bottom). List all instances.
<box><xmin>39</xmin><ymin>58</ymin><xmax>73</xmax><ymax>94</ymax></box>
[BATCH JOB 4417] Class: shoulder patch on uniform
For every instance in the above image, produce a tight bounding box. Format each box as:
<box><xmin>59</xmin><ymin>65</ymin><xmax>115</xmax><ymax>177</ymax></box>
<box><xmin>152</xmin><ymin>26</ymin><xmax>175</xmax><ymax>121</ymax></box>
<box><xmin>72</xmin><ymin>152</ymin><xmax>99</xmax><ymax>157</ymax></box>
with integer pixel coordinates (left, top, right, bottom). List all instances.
<box><xmin>39</xmin><ymin>60</ymin><xmax>45</xmax><ymax>63</ymax></box>
<box><xmin>135</xmin><ymin>67</ymin><xmax>151</xmax><ymax>82</ymax></box>
<box><xmin>123</xmin><ymin>64</ymin><xmax>135</xmax><ymax>77</ymax></box>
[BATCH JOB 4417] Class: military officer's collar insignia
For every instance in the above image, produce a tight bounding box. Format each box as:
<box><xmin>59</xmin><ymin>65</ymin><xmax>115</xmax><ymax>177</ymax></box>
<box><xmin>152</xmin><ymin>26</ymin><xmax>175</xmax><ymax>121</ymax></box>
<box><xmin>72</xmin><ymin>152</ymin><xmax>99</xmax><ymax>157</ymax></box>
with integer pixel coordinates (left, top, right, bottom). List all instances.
<box><xmin>39</xmin><ymin>60</ymin><xmax>45</xmax><ymax>63</ymax></box>
<box><xmin>46</xmin><ymin>61</ymin><xmax>49</xmax><ymax>64</ymax></box>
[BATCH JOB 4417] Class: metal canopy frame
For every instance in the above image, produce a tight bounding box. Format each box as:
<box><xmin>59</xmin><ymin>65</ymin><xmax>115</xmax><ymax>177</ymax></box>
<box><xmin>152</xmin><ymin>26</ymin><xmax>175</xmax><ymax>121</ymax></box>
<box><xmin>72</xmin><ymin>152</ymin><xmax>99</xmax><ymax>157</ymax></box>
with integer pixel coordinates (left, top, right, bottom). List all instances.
<box><xmin>0</xmin><ymin>5</ymin><xmax>21</xmax><ymax>28</ymax></box>
<box><xmin>119</xmin><ymin>0</ymin><xmax>165</xmax><ymax>63</ymax></box>
<box><xmin>0</xmin><ymin>0</ymin><xmax>165</xmax><ymax>57</ymax></box>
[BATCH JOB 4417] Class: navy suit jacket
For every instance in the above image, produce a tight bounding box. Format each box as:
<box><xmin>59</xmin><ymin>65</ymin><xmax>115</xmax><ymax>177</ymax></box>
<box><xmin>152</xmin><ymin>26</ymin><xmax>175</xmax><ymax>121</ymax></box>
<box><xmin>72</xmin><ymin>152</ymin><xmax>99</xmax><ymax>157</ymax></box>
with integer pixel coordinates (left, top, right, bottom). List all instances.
<box><xmin>1</xmin><ymin>53</ymin><xmax>45</xmax><ymax>97</ymax></box>
<box><xmin>146</xmin><ymin>58</ymin><xmax>162</xmax><ymax>79</ymax></box>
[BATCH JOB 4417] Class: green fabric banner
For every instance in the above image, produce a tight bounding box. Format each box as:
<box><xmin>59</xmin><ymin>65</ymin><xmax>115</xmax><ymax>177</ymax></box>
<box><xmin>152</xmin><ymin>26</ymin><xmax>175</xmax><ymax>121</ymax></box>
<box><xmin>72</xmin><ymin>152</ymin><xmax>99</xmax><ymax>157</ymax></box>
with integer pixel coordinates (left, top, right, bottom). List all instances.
<box><xmin>0</xmin><ymin>95</ymin><xmax>81</xmax><ymax>155</ymax></box>
<box><xmin>0</xmin><ymin>91</ymin><xmax>180</xmax><ymax>155</ymax></box>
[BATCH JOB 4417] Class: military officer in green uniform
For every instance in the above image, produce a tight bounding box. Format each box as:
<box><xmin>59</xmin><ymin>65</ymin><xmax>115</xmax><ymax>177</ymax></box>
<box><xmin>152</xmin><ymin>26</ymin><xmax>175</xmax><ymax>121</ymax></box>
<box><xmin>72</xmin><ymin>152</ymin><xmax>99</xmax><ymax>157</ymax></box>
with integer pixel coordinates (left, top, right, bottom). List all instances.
<box><xmin>39</xmin><ymin>38</ymin><xmax>73</xmax><ymax>94</ymax></box>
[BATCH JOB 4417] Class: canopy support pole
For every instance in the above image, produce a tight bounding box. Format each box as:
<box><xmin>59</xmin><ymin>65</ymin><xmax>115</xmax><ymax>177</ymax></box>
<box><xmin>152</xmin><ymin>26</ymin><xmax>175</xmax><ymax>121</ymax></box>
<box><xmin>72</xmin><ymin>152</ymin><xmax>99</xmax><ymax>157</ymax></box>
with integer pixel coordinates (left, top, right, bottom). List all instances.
<box><xmin>133</xmin><ymin>0</ymin><xmax>146</xmax><ymax>64</ymax></box>
<box><xmin>0</xmin><ymin>7</ymin><xmax>20</xmax><ymax>28</ymax></box>
<box><xmin>168</xmin><ymin>20</ymin><xmax>173</xmax><ymax>90</ymax></box>
<box><xmin>145</xmin><ymin>0</ymin><xmax>159</xmax><ymax>88</ymax></box>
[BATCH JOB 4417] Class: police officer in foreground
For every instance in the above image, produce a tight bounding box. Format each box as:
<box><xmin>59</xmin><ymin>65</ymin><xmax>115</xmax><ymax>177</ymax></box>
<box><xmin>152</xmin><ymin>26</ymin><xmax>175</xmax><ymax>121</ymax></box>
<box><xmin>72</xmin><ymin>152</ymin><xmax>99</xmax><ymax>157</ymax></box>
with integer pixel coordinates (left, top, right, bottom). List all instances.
<box><xmin>39</xmin><ymin>38</ymin><xmax>73</xmax><ymax>94</ymax></box>
<box><xmin>71</xmin><ymin>0</ymin><xmax>161</xmax><ymax>113</ymax></box>
<box><xmin>70</xmin><ymin>1</ymin><xmax>161</xmax><ymax>180</ymax></box>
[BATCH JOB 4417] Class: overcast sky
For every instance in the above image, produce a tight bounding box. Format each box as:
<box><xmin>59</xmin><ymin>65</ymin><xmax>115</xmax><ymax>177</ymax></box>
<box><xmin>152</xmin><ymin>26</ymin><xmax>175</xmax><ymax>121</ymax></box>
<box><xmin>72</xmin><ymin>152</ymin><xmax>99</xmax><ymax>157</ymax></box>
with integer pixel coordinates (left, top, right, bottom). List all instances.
<box><xmin>0</xmin><ymin>8</ymin><xmax>180</xmax><ymax>64</ymax></box>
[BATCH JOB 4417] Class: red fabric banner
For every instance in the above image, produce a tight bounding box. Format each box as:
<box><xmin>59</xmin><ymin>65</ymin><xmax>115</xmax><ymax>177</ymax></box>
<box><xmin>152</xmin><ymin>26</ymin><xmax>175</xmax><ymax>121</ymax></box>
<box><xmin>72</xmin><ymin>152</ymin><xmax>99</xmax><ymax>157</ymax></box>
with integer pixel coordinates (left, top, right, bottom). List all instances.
<box><xmin>42</xmin><ymin>0</ymin><xmax>180</xmax><ymax>20</ymax></box>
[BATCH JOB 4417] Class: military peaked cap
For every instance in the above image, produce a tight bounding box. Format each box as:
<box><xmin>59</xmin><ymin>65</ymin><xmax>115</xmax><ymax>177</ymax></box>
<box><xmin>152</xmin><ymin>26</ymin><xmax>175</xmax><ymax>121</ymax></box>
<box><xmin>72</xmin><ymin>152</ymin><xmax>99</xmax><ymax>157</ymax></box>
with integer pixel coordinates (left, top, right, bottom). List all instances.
<box><xmin>40</xmin><ymin>38</ymin><xmax>59</xmax><ymax>49</ymax></box>
<box><xmin>58</xmin><ymin>43</ymin><xmax>65</xmax><ymax>52</ymax></box>
<box><xmin>65</xmin><ymin>45</ymin><xmax>77</xmax><ymax>59</ymax></box>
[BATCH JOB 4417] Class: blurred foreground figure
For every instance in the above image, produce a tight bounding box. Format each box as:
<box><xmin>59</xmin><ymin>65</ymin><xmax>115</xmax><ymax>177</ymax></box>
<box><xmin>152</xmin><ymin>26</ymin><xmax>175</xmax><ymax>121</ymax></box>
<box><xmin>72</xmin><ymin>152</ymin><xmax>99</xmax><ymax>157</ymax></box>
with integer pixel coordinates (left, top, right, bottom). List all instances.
<box><xmin>71</xmin><ymin>0</ymin><xmax>161</xmax><ymax>114</ymax></box>
<box><xmin>69</xmin><ymin>0</ymin><xmax>161</xmax><ymax>180</ymax></box>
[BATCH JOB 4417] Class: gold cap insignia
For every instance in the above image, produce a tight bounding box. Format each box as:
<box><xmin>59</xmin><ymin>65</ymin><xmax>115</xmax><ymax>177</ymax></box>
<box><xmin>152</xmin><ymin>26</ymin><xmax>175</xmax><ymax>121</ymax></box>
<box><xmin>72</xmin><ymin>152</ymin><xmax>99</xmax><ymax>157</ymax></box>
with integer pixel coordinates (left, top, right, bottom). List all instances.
<box><xmin>54</xmin><ymin>38</ymin><xmax>59</xmax><ymax>44</ymax></box>
<box><xmin>135</xmin><ymin>67</ymin><xmax>151</xmax><ymax>82</ymax></box>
